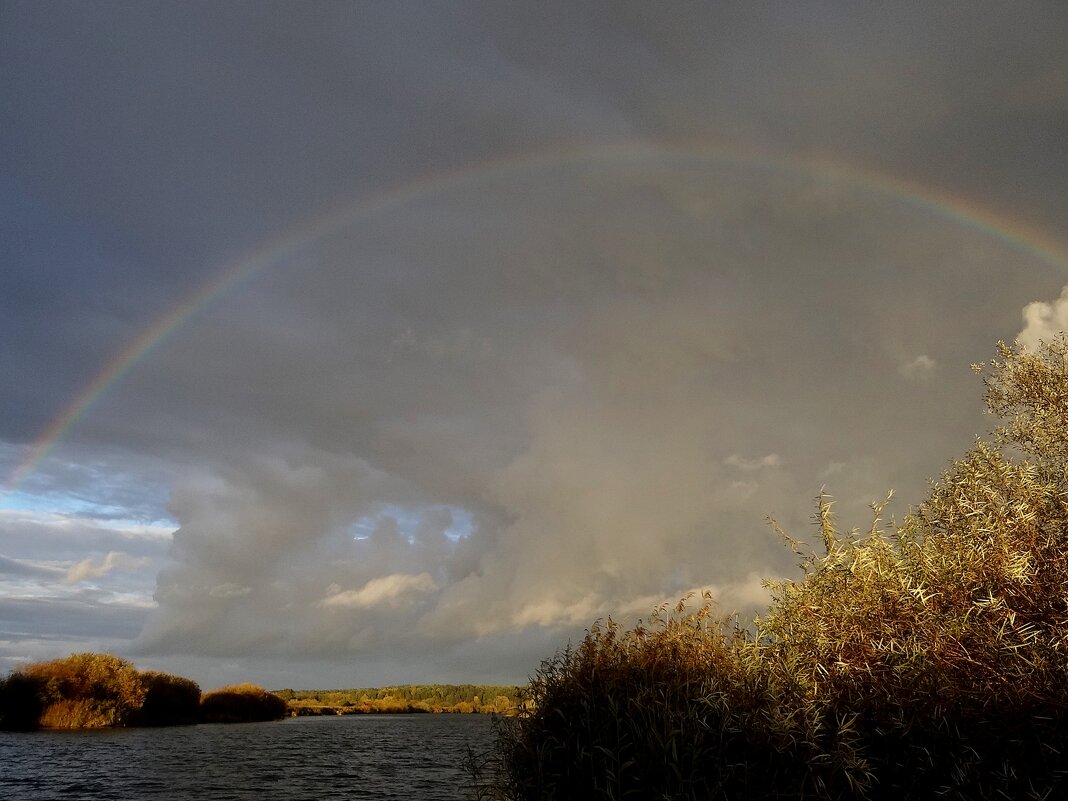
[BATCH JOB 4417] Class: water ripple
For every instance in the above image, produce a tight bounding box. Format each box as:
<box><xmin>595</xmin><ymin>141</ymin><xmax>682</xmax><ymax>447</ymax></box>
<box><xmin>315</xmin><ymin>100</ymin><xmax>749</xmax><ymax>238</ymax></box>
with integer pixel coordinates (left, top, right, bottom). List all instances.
<box><xmin>0</xmin><ymin>714</ymin><xmax>499</xmax><ymax>800</ymax></box>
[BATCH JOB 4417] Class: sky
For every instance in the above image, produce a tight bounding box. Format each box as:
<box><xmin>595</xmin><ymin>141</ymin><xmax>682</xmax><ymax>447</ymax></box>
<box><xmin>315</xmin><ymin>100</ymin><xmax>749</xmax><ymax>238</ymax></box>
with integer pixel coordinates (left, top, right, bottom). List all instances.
<box><xmin>2</xmin><ymin>2</ymin><xmax>1068</xmax><ymax>691</ymax></box>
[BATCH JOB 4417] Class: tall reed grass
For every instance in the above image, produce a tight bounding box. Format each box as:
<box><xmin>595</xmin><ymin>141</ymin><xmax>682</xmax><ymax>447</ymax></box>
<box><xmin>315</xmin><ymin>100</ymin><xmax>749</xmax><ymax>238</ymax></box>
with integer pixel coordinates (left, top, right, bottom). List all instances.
<box><xmin>479</xmin><ymin>337</ymin><xmax>1068</xmax><ymax>800</ymax></box>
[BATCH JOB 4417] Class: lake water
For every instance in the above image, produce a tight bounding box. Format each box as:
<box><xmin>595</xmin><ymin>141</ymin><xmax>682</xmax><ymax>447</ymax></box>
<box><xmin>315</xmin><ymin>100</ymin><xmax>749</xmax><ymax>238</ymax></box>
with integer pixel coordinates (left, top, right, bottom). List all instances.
<box><xmin>0</xmin><ymin>714</ymin><xmax>500</xmax><ymax>800</ymax></box>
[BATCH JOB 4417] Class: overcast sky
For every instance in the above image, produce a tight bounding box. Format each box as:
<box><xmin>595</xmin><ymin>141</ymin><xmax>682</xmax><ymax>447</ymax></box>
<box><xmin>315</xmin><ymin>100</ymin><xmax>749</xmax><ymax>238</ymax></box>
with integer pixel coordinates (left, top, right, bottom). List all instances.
<box><xmin>2</xmin><ymin>1</ymin><xmax>1067</xmax><ymax>690</ymax></box>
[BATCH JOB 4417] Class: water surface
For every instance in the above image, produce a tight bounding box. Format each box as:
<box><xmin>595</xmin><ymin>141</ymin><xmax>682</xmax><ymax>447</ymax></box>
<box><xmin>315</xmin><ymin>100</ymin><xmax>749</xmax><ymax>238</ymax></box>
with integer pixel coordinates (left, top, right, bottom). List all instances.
<box><xmin>0</xmin><ymin>713</ymin><xmax>498</xmax><ymax>800</ymax></box>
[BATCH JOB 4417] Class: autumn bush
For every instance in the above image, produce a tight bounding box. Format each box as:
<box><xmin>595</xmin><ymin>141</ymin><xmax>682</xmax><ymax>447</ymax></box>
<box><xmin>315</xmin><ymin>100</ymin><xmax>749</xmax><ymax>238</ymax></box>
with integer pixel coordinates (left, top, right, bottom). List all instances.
<box><xmin>136</xmin><ymin>670</ymin><xmax>202</xmax><ymax>726</ymax></box>
<box><xmin>482</xmin><ymin>336</ymin><xmax>1068</xmax><ymax>801</ymax></box>
<box><xmin>23</xmin><ymin>653</ymin><xmax>147</xmax><ymax>729</ymax></box>
<box><xmin>0</xmin><ymin>653</ymin><xmax>202</xmax><ymax>729</ymax></box>
<box><xmin>199</xmin><ymin>683</ymin><xmax>288</xmax><ymax>723</ymax></box>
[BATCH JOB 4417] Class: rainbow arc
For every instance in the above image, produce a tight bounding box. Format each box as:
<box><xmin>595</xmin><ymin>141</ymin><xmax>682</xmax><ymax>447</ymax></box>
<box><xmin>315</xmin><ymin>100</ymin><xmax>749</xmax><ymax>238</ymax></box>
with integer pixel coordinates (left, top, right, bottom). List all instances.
<box><xmin>4</xmin><ymin>141</ymin><xmax>1067</xmax><ymax>499</ymax></box>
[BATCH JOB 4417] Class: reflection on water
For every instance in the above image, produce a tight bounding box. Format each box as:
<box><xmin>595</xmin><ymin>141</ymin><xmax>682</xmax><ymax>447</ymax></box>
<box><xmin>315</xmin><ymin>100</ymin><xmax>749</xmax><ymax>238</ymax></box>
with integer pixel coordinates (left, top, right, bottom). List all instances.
<box><xmin>0</xmin><ymin>713</ymin><xmax>498</xmax><ymax>800</ymax></box>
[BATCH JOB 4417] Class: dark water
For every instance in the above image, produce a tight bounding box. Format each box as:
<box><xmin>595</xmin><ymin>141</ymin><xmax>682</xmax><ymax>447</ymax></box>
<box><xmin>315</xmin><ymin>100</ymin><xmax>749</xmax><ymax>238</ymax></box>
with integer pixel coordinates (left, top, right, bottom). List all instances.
<box><xmin>0</xmin><ymin>714</ymin><xmax>499</xmax><ymax>800</ymax></box>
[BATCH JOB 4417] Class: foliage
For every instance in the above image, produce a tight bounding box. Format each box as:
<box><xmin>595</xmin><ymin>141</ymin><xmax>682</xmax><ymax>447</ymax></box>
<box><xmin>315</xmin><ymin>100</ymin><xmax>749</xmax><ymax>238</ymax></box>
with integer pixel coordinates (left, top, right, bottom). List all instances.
<box><xmin>483</xmin><ymin>336</ymin><xmax>1068</xmax><ymax>800</ymax></box>
<box><xmin>23</xmin><ymin>653</ymin><xmax>147</xmax><ymax>729</ymax></box>
<box><xmin>136</xmin><ymin>671</ymin><xmax>202</xmax><ymax>726</ymax></box>
<box><xmin>284</xmin><ymin>684</ymin><xmax>523</xmax><ymax>715</ymax></box>
<box><xmin>482</xmin><ymin>600</ymin><xmax>782</xmax><ymax>801</ymax></box>
<box><xmin>1</xmin><ymin>656</ymin><xmax>518</xmax><ymax>728</ymax></box>
<box><xmin>0</xmin><ymin>653</ymin><xmax>202</xmax><ymax>729</ymax></box>
<box><xmin>0</xmin><ymin>672</ymin><xmax>45</xmax><ymax>730</ymax></box>
<box><xmin>199</xmin><ymin>683</ymin><xmax>288</xmax><ymax>723</ymax></box>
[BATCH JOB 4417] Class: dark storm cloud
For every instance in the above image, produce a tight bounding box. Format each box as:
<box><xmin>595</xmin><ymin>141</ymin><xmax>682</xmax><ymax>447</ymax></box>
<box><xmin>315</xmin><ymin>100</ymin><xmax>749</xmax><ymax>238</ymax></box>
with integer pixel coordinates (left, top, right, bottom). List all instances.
<box><xmin>2</xmin><ymin>2</ymin><xmax>1067</xmax><ymax>685</ymax></box>
<box><xmin>4</xmin><ymin>2</ymin><xmax>1065</xmax><ymax>442</ymax></box>
<box><xmin>129</xmin><ymin>162</ymin><xmax>1062</xmax><ymax>678</ymax></box>
<box><xmin>3</xmin><ymin>0</ymin><xmax>641</xmax><ymax>444</ymax></box>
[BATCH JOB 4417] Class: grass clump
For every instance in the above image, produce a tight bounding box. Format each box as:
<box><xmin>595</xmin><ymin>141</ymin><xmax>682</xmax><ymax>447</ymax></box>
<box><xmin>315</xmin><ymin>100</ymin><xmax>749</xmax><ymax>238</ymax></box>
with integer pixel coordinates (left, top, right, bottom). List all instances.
<box><xmin>199</xmin><ymin>683</ymin><xmax>288</xmax><ymax>723</ymax></box>
<box><xmin>483</xmin><ymin>336</ymin><xmax>1068</xmax><ymax>801</ymax></box>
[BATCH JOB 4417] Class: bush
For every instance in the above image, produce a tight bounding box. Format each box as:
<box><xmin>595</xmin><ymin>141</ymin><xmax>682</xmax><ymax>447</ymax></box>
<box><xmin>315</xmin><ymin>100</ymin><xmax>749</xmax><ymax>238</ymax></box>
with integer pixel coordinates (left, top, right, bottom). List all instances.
<box><xmin>488</xmin><ymin>602</ymin><xmax>780</xmax><ymax>801</ymax></box>
<box><xmin>23</xmin><ymin>653</ymin><xmax>146</xmax><ymax>729</ymax></box>
<box><xmin>199</xmin><ymin>683</ymin><xmax>289</xmax><ymax>723</ymax></box>
<box><xmin>0</xmin><ymin>672</ymin><xmax>45</xmax><ymax>730</ymax></box>
<box><xmin>0</xmin><ymin>655</ymin><xmax>204</xmax><ymax>729</ymax></box>
<box><xmin>485</xmin><ymin>337</ymin><xmax>1068</xmax><ymax>800</ymax></box>
<box><xmin>136</xmin><ymin>671</ymin><xmax>201</xmax><ymax>726</ymax></box>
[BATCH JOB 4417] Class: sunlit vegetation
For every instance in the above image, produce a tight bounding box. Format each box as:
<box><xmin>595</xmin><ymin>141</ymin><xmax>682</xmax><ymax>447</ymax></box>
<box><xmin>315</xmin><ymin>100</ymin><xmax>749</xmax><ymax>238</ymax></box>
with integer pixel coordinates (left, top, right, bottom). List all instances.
<box><xmin>1</xmin><ymin>652</ymin><xmax>518</xmax><ymax>730</ymax></box>
<box><xmin>0</xmin><ymin>653</ymin><xmax>203</xmax><ymax>729</ymax></box>
<box><xmin>478</xmin><ymin>337</ymin><xmax>1068</xmax><ymax>800</ymax></box>
<box><xmin>21</xmin><ymin>653</ymin><xmax>147</xmax><ymax>729</ymax></box>
<box><xmin>199</xmin><ymin>683</ymin><xmax>289</xmax><ymax>723</ymax></box>
<box><xmin>279</xmin><ymin>685</ymin><xmax>522</xmax><ymax>715</ymax></box>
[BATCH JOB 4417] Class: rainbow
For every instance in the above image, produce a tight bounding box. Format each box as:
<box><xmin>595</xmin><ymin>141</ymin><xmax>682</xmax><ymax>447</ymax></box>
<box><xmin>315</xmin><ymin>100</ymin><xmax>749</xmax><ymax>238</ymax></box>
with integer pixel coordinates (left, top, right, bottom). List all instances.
<box><xmin>4</xmin><ymin>140</ymin><xmax>1067</xmax><ymax>500</ymax></box>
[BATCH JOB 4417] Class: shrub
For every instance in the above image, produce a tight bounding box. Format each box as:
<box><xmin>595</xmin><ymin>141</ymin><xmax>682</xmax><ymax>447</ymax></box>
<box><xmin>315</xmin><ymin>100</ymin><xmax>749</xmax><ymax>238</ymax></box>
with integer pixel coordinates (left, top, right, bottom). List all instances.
<box><xmin>136</xmin><ymin>671</ymin><xmax>201</xmax><ymax>726</ymax></box>
<box><xmin>1</xmin><ymin>655</ymin><xmax>206</xmax><ymax>729</ymax></box>
<box><xmin>23</xmin><ymin>653</ymin><xmax>146</xmax><ymax>729</ymax></box>
<box><xmin>485</xmin><ymin>337</ymin><xmax>1068</xmax><ymax>800</ymax></box>
<box><xmin>199</xmin><ymin>683</ymin><xmax>289</xmax><ymax>723</ymax></box>
<box><xmin>488</xmin><ymin>601</ymin><xmax>780</xmax><ymax>801</ymax></box>
<box><xmin>0</xmin><ymin>671</ymin><xmax>45</xmax><ymax>730</ymax></box>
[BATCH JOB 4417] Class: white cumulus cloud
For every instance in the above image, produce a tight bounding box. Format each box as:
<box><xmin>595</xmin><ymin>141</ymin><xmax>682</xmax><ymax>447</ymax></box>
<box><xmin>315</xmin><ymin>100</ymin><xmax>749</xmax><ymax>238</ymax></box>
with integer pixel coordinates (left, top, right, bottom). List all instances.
<box><xmin>1017</xmin><ymin>286</ymin><xmax>1068</xmax><ymax>350</ymax></box>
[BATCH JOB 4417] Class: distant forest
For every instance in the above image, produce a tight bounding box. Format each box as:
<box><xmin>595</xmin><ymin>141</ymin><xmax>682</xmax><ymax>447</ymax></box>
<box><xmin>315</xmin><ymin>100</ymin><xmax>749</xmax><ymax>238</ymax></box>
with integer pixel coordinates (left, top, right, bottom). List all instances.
<box><xmin>279</xmin><ymin>684</ymin><xmax>523</xmax><ymax>715</ymax></box>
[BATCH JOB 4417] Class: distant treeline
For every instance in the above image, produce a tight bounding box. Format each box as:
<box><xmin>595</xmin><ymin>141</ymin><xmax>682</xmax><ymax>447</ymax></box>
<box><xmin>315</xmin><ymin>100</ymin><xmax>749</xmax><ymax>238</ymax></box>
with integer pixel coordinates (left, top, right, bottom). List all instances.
<box><xmin>278</xmin><ymin>684</ymin><xmax>523</xmax><ymax>715</ymax></box>
<box><xmin>0</xmin><ymin>653</ymin><xmax>286</xmax><ymax>730</ymax></box>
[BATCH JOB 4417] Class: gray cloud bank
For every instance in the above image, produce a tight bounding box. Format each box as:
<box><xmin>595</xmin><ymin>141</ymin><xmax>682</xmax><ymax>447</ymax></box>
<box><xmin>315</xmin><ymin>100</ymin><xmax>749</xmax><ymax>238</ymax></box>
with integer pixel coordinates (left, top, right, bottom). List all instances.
<box><xmin>133</xmin><ymin>161</ymin><xmax>1066</xmax><ymax>683</ymax></box>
